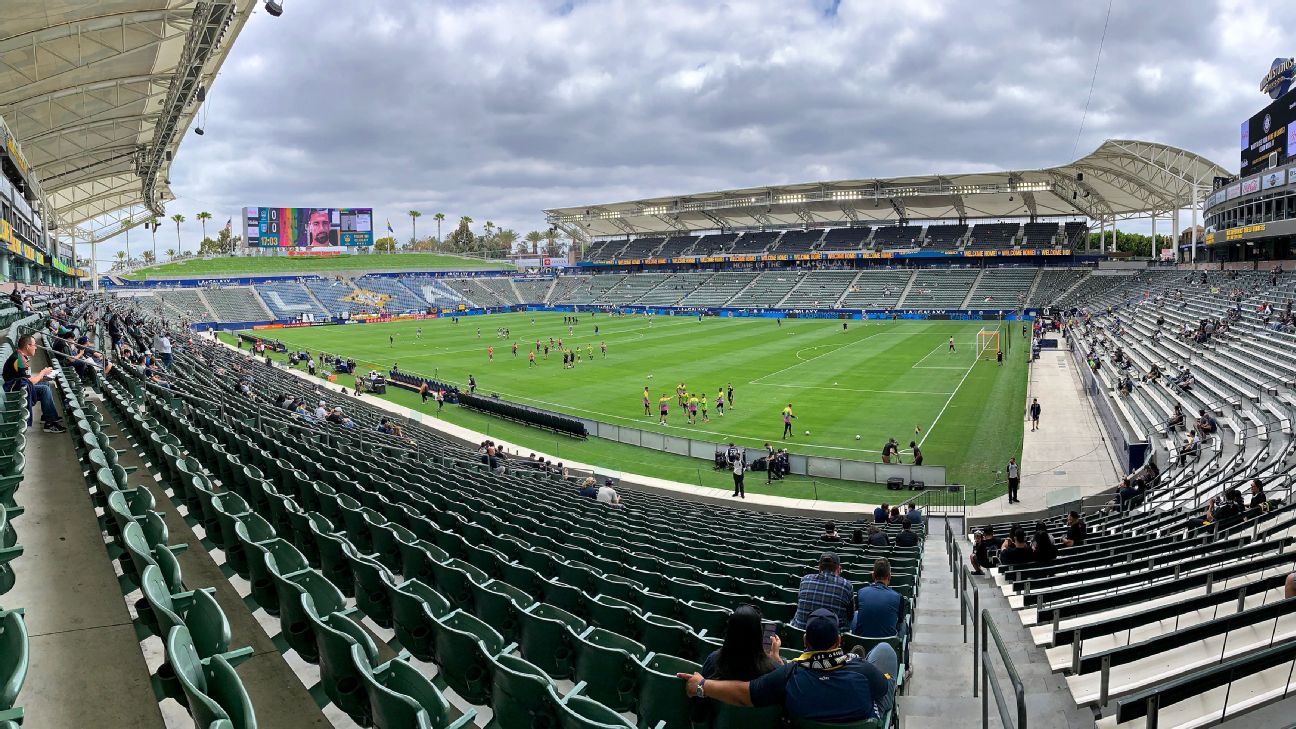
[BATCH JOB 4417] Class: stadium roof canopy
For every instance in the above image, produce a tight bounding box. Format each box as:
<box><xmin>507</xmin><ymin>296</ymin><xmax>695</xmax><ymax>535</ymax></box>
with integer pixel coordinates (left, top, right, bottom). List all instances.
<box><xmin>0</xmin><ymin>0</ymin><xmax>257</xmax><ymax>246</ymax></box>
<box><xmin>545</xmin><ymin>140</ymin><xmax>1230</xmax><ymax>240</ymax></box>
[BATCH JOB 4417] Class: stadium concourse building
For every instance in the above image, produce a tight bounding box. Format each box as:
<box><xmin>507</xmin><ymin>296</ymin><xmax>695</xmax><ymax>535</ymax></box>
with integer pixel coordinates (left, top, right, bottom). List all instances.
<box><xmin>0</xmin><ymin>0</ymin><xmax>257</xmax><ymax>289</ymax></box>
<box><xmin>546</xmin><ymin>139</ymin><xmax>1229</xmax><ymax>269</ymax></box>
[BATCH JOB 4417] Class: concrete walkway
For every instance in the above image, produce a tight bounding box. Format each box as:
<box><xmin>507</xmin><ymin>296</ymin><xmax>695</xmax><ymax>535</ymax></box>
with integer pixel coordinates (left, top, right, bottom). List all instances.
<box><xmin>968</xmin><ymin>348</ymin><xmax>1121</xmax><ymax>520</ymax></box>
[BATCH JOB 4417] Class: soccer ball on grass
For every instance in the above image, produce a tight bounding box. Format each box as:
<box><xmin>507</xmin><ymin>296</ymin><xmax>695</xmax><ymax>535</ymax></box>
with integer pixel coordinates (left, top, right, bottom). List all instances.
<box><xmin>805</xmin><ymin>430</ymin><xmax>811</xmax><ymax>435</ymax></box>
<box><xmin>855</xmin><ymin>434</ymin><xmax>861</xmax><ymax>440</ymax></box>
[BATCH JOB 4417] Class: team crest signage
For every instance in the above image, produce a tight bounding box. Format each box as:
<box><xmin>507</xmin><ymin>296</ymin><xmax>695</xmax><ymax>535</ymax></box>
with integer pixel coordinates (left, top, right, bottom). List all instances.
<box><xmin>1262</xmin><ymin>57</ymin><xmax>1295</xmax><ymax>99</ymax></box>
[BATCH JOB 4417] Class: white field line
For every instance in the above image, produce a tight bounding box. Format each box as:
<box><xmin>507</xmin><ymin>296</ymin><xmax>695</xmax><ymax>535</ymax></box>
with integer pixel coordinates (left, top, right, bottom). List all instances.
<box><xmin>917</xmin><ymin>350</ymin><xmax>980</xmax><ymax>448</ymax></box>
<box><xmin>749</xmin><ymin>329</ymin><xmax>889</xmax><ymax>385</ymax></box>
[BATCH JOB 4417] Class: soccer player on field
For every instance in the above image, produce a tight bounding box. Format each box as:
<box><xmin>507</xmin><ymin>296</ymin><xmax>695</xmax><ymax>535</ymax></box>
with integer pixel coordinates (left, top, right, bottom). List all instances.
<box><xmin>715</xmin><ymin>391</ymin><xmax>725</xmax><ymax>416</ymax></box>
<box><xmin>782</xmin><ymin>403</ymin><xmax>796</xmax><ymax>439</ymax></box>
<box><xmin>587</xmin><ymin>343</ymin><xmax>593</xmax><ymax>359</ymax></box>
<box><xmin>416</xmin><ymin>327</ymin><xmax>422</xmax><ymax>339</ymax></box>
<box><xmin>512</xmin><ymin>342</ymin><xmax>518</xmax><ymax>357</ymax></box>
<box><xmin>688</xmin><ymin>393</ymin><xmax>699</xmax><ymax>424</ymax></box>
<box><xmin>487</xmin><ymin>346</ymin><xmax>494</xmax><ymax>361</ymax></box>
<box><xmin>600</xmin><ymin>341</ymin><xmax>607</xmax><ymax>357</ymax></box>
<box><xmin>658</xmin><ymin>394</ymin><xmax>670</xmax><ymax>424</ymax></box>
<box><xmin>529</xmin><ymin>350</ymin><xmax>536</xmax><ymax>367</ymax></box>
<box><xmin>643</xmin><ymin>387</ymin><xmax>651</xmax><ymax>416</ymax></box>
<box><xmin>700</xmin><ymin>393</ymin><xmax>710</xmax><ymax>423</ymax></box>
<box><xmin>948</xmin><ymin>336</ymin><xmax>956</xmax><ymax>353</ymax></box>
<box><xmin>727</xmin><ymin>383</ymin><xmax>735</xmax><ymax>409</ymax></box>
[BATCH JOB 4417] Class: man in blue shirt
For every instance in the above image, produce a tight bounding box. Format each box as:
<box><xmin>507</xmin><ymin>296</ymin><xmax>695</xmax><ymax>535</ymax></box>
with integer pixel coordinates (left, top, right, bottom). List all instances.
<box><xmin>873</xmin><ymin>503</ymin><xmax>888</xmax><ymax>523</ymax></box>
<box><xmin>789</xmin><ymin>553</ymin><xmax>855</xmax><ymax>630</ymax></box>
<box><xmin>677</xmin><ymin>608</ymin><xmax>897</xmax><ymax>723</ymax></box>
<box><xmin>851</xmin><ymin>559</ymin><xmax>906</xmax><ymax>640</ymax></box>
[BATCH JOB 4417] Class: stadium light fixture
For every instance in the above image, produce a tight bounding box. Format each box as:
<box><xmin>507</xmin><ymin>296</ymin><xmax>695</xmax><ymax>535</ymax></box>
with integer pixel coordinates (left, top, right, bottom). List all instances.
<box><xmin>265</xmin><ymin>1</ymin><xmax>283</xmax><ymax>16</ymax></box>
<box><xmin>194</xmin><ymin>127</ymin><xmax>204</xmax><ymax>135</ymax></box>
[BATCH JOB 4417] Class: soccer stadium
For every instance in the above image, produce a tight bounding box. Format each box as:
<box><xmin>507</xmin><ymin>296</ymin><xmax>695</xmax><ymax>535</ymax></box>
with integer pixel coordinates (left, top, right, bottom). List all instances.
<box><xmin>0</xmin><ymin>2</ymin><xmax>1295</xmax><ymax>729</ymax></box>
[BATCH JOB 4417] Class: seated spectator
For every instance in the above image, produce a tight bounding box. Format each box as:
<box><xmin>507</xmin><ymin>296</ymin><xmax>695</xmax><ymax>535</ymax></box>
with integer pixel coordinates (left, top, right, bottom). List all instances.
<box><xmin>699</xmin><ymin>605</ymin><xmax>783</xmax><ymax>681</ymax></box>
<box><xmin>577</xmin><ymin>477</ymin><xmax>598</xmax><ymax>499</ymax></box>
<box><xmin>905</xmin><ymin>504</ymin><xmax>922</xmax><ymax>525</ymax></box>
<box><xmin>789</xmin><ymin>554</ymin><xmax>854</xmax><ymax>630</ymax></box>
<box><xmin>850</xmin><ymin>559</ymin><xmax>906</xmax><ymax>640</ymax></box>
<box><xmin>2</xmin><ymin>334</ymin><xmax>64</xmax><ymax>432</ymax></box>
<box><xmin>851</xmin><ymin>528</ymin><xmax>864</xmax><ymax>545</ymax></box>
<box><xmin>1188</xmin><ymin>489</ymin><xmax>1244</xmax><ymax>534</ymax></box>
<box><xmin>596</xmin><ymin>479</ymin><xmax>621</xmax><ymax>506</ymax></box>
<box><xmin>998</xmin><ymin>527</ymin><xmax>1033</xmax><ymax>566</ymax></box>
<box><xmin>867</xmin><ymin>525</ymin><xmax>890</xmax><ymax>546</ymax></box>
<box><xmin>1287</xmin><ymin>573</ymin><xmax>1296</xmax><ymax>600</ymax></box>
<box><xmin>1032</xmin><ymin>525</ymin><xmax>1057</xmax><ymax>563</ymax></box>
<box><xmin>1195</xmin><ymin>409</ymin><xmax>1218</xmax><ymax>438</ymax></box>
<box><xmin>376</xmin><ymin>418</ymin><xmax>395</xmax><ymax>435</ymax></box>
<box><xmin>969</xmin><ymin>530</ymin><xmax>994</xmax><ymax>575</ymax></box>
<box><xmin>895</xmin><ymin>521</ymin><xmax>919</xmax><ymax>548</ymax></box>
<box><xmin>1061</xmin><ymin>511</ymin><xmax>1087</xmax><ymax>547</ymax></box>
<box><xmin>873</xmin><ymin>503</ymin><xmax>888</xmax><ymax>523</ymax></box>
<box><xmin>887</xmin><ymin>507</ymin><xmax>904</xmax><ymax>525</ymax></box>
<box><xmin>1247</xmin><ymin>479</ymin><xmax>1267</xmax><ymax>511</ymax></box>
<box><xmin>1177</xmin><ymin>431</ymin><xmax>1202</xmax><ymax>466</ymax></box>
<box><xmin>1117</xmin><ymin>478</ymin><xmax>1139</xmax><ymax>511</ymax></box>
<box><xmin>678</xmin><ymin>608</ymin><xmax>897</xmax><ymax>724</ymax></box>
<box><xmin>820</xmin><ymin>522</ymin><xmax>842</xmax><ymax>543</ymax></box>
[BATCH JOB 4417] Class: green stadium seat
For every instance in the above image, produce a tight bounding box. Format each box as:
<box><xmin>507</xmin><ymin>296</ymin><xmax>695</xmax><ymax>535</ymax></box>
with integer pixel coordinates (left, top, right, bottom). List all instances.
<box><xmin>120</xmin><ymin>520</ymin><xmax>185</xmax><ymax>594</ymax></box>
<box><xmin>0</xmin><ymin>609</ymin><xmax>27</xmax><ymax>719</ymax></box>
<box><xmin>633</xmin><ymin>613</ymin><xmax>696</xmax><ymax>661</ymax></box>
<box><xmin>433</xmin><ymin>610</ymin><xmax>511</xmax><ymax>705</ymax></box>
<box><xmin>305</xmin><ymin>598</ymin><xmax>377</xmax><ymax>725</ymax></box>
<box><xmin>543</xmin><ymin>578</ymin><xmax>589</xmax><ymax>619</ymax></box>
<box><xmin>637</xmin><ymin>652</ymin><xmax>701</xmax><ymax>729</ymax></box>
<box><xmin>551</xmin><ymin>684</ymin><xmax>638</xmax><ymax>729</ymax></box>
<box><xmin>587</xmin><ymin>594</ymin><xmax>640</xmax><ymax>638</ymax></box>
<box><xmin>518</xmin><ymin>603</ymin><xmax>586</xmax><ymax>679</ymax></box>
<box><xmin>472</xmin><ymin>578</ymin><xmax>536</xmax><ymax>643</ymax></box>
<box><xmin>571</xmin><ymin>626</ymin><xmax>646</xmax><ymax>712</ymax></box>
<box><xmin>680</xmin><ymin>601</ymin><xmax>729</xmax><ymax>637</ymax></box>
<box><xmin>429</xmin><ymin>558</ymin><xmax>486</xmax><ymax>610</ymax></box>
<box><xmin>241</xmin><ymin>536</ymin><xmax>308</xmax><ymax>616</ymax></box>
<box><xmin>348</xmin><ymin>551</ymin><xmax>395</xmax><ymax>629</ymax></box>
<box><xmin>484</xmin><ymin>652</ymin><xmax>556</xmax><ymax>729</ymax></box>
<box><xmin>139</xmin><ymin>564</ymin><xmax>247</xmax><ymax>662</ymax></box>
<box><xmin>385</xmin><ymin>576</ymin><xmax>452</xmax><ymax>662</ymax></box>
<box><xmin>352</xmin><ymin>645</ymin><xmax>476</xmax><ymax>729</ymax></box>
<box><xmin>166</xmin><ymin>625</ymin><xmax>257</xmax><ymax>729</ymax></box>
<box><xmin>268</xmin><ymin>563</ymin><xmax>352</xmax><ymax>664</ymax></box>
<box><xmin>787</xmin><ymin>717</ymin><xmax>881</xmax><ymax>729</ymax></box>
<box><xmin>0</xmin><ymin>506</ymin><xmax>23</xmax><ymax>596</ymax></box>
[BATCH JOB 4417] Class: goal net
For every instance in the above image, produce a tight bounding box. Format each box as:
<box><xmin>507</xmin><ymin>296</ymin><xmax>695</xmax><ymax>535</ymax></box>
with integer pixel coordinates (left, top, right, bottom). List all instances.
<box><xmin>976</xmin><ymin>328</ymin><xmax>1000</xmax><ymax>360</ymax></box>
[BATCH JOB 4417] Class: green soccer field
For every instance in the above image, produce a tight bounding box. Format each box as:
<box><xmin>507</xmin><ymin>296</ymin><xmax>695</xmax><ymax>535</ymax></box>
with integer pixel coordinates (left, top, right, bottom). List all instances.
<box><xmin>234</xmin><ymin>312</ymin><xmax>1028</xmax><ymax>499</ymax></box>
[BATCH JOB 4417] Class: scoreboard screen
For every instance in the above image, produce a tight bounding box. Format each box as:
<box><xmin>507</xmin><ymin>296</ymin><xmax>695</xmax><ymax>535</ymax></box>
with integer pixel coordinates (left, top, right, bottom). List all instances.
<box><xmin>242</xmin><ymin>207</ymin><xmax>373</xmax><ymax>247</ymax></box>
<box><xmin>1240</xmin><ymin>91</ymin><xmax>1296</xmax><ymax>176</ymax></box>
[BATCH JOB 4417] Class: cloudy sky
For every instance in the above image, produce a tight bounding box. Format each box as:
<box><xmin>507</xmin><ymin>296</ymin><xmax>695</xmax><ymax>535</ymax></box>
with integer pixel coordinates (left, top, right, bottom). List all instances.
<box><xmin>90</xmin><ymin>0</ymin><xmax>1293</xmax><ymax>263</ymax></box>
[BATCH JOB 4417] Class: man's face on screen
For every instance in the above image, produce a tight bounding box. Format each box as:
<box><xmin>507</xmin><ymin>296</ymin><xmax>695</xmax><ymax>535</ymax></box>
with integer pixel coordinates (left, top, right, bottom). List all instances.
<box><xmin>307</xmin><ymin>212</ymin><xmax>331</xmax><ymax>245</ymax></box>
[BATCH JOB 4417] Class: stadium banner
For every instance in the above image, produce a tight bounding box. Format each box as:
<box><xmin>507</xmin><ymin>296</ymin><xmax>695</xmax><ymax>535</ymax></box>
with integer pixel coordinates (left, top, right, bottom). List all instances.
<box><xmin>1262</xmin><ymin>168</ymin><xmax>1289</xmax><ymax>189</ymax></box>
<box><xmin>242</xmin><ymin>206</ymin><xmax>373</xmax><ymax>247</ymax></box>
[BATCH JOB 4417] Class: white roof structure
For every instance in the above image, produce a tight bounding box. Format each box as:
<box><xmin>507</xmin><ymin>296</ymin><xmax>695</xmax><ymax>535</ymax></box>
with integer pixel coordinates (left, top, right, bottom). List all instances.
<box><xmin>545</xmin><ymin>140</ymin><xmax>1230</xmax><ymax>240</ymax></box>
<box><xmin>0</xmin><ymin>0</ymin><xmax>258</xmax><ymax>248</ymax></box>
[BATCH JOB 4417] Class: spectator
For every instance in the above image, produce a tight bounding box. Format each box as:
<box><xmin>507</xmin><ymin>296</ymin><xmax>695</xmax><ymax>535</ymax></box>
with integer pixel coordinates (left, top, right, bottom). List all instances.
<box><xmin>1117</xmin><ymin>478</ymin><xmax>1139</xmax><ymax>511</ymax></box>
<box><xmin>1177</xmin><ymin>431</ymin><xmax>1201</xmax><ymax>466</ymax></box>
<box><xmin>1195</xmin><ymin>409</ymin><xmax>1218</xmax><ymax>439</ymax></box>
<box><xmin>789</xmin><ymin>553</ymin><xmax>855</xmax><ymax>630</ymax></box>
<box><xmin>887</xmin><ymin>507</ymin><xmax>904</xmax><ymax>525</ymax></box>
<box><xmin>698</xmin><ymin>605</ymin><xmax>783</xmax><ymax>682</ymax></box>
<box><xmin>895</xmin><ymin>520</ymin><xmax>919</xmax><ymax>548</ymax></box>
<box><xmin>376</xmin><ymin>418</ymin><xmax>395</xmax><ymax>435</ymax></box>
<box><xmin>909</xmin><ymin>441</ymin><xmax>923</xmax><ymax>466</ymax></box>
<box><xmin>578</xmin><ymin>477</ymin><xmax>598</xmax><ymax>499</ymax></box>
<box><xmin>2</xmin><ymin>334</ymin><xmax>64</xmax><ymax>432</ymax></box>
<box><xmin>1188</xmin><ymin>489</ymin><xmax>1243</xmax><ymax>534</ymax></box>
<box><xmin>1006</xmin><ymin>457</ymin><xmax>1020</xmax><ymax>504</ymax></box>
<box><xmin>850</xmin><ymin>559</ymin><xmax>906</xmax><ymax>640</ymax></box>
<box><xmin>968</xmin><ymin>530</ymin><xmax>994</xmax><ymax>575</ymax></box>
<box><xmin>1287</xmin><ymin>573</ymin><xmax>1296</xmax><ymax>600</ymax></box>
<box><xmin>596</xmin><ymin>479</ymin><xmax>621</xmax><ymax>506</ymax></box>
<box><xmin>867</xmin><ymin>525</ymin><xmax>889</xmax><ymax>546</ymax></box>
<box><xmin>873</xmin><ymin>503</ymin><xmax>888</xmax><ymax>523</ymax></box>
<box><xmin>1061</xmin><ymin>511</ymin><xmax>1087</xmax><ymax>547</ymax></box>
<box><xmin>678</xmin><ymin>608</ymin><xmax>897</xmax><ymax>724</ymax></box>
<box><xmin>1247</xmin><ymin>479</ymin><xmax>1267</xmax><ymax>511</ymax></box>
<box><xmin>905</xmin><ymin>504</ymin><xmax>922</xmax><ymax>526</ymax></box>
<box><xmin>820</xmin><ymin>522</ymin><xmax>842</xmax><ymax>543</ymax></box>
<box><xmin>851</xmin><ymin>528</ymin><xmax>864</xmax><ymax>545</ymax></box>
<box><xmin>1032</xmin><ymin>524</ymin><xmax>1057</xmax><ymax>563</ymax></box>
<box><xmin>1028</xmin><ymin>398</ymin><xmax>1041</xmax><ymax>431</ymax></box>
<box><xmin>313</xmin><ymin>400</ymin><xmax>327</xmax><ymax>420</ymax></box>
<box><xmin>998</xmin><ymin>527</ymin><xmax>1033</xmax><ymax>566</ymax></box>
<box><xmin>1167</xmin><ymin>404</ymin><xmax>1184</xmax><ymax>431</ymax></box>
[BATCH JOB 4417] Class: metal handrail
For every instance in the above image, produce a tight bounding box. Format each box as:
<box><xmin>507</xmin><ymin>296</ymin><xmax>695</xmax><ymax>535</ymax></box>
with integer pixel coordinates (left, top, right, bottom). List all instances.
<box><xmin>959</xmin><ymin>556</ymin><xmax>981</xmax><ymax>698</ymax></box>
<box><xmin>981</xmin><ymin>610</ymin><xmax>1027</xmax><ymax>729</ymax></box>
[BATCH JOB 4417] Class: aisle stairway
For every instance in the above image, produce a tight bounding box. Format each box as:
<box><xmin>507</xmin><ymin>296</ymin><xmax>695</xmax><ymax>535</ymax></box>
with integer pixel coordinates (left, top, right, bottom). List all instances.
<box><xmin>900</xmin><ymin>518</ymin><xmax>1096</xmax><ymax>729</ymax></box>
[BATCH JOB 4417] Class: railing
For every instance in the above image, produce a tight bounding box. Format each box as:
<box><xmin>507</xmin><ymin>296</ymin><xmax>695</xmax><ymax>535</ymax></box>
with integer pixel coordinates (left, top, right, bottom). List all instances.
<box><xmin>902</xmin><ymin>487</ymin><xmax>974</xmax><ymax>523</ymax></box>
<box><xmin>980</xmin><ymin>610</ymin><xmax>1027</xmax><ymax>729</ymax></box>
<box><xmin>954</xmin><ymin>541</ymin><xmax>981</xmax><ymax>698</ymax></box>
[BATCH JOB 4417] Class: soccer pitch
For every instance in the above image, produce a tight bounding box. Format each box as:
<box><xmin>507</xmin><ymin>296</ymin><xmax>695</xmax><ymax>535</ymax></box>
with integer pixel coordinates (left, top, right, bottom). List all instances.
<box><xmin>238</xmin><ymin>312</ymin><xmax>1028</xmax><ymax>496</ymax></box>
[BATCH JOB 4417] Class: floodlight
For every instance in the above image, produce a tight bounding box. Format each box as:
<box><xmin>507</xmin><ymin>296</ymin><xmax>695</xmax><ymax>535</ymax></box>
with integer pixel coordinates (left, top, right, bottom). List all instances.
<box><xmin>265</xmin><ymin>1</ymin><xmax>283</xmax><ymax>16</ymax></box>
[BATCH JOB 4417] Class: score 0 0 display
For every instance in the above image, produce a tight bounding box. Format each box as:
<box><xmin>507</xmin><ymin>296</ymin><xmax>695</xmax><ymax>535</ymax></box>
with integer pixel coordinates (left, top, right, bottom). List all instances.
<box><xmin>242</xmin><ymin>207</ymin><xmax>373</xmax><ymax>247</ymax></box>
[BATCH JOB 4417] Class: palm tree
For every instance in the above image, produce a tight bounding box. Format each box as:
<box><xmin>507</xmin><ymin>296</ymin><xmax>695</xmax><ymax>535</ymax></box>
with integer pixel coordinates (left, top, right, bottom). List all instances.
<box><xmin>496</xmin><ymin>228</ymin><xmax>518</xmax><ymax>253</ymax></box>
<box><xmin>433</xmin><ymin>212</ymin><xmax>445</xmax><ymax>249</ymax></box>
<box><xmin>525</xmin><ymin>230</ymin><xmax>543</xmax><ymax>255</ymax></box>
<box><xmin>196</xmin><ymin>211</ymin><xmax>212</xmax><ymax>248</ymax></box>
<box><xmin>543</xmin><ymin>227</ymin><xmax>560</xmax><ymax>257</ymax></box>
<box><xmin>148</xmin><ymin>216</ymin><xmax>159</xmax><ymax>262</ymax></box>
<box><xmin>170</xmin><ymin>213</ymin><xmax>185</xmax><ymax>256</ymax></box>
<box><xmin>114</xmin><ymin>250</ymin><xmax>127</xmax><ymax>270</ymax></box>
<box><xmin>165</xmin><ymin>248</ymin><xmax>176</xmax><ymax>261</ymax></box>
<box><xmin>407</xmin><ymin>210</ymin><xmax>421</xmax><ymax>250</ymax></box>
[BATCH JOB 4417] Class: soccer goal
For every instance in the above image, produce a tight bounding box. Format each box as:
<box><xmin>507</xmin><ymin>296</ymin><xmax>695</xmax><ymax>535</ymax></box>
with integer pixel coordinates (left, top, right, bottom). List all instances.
<box><xmin>976</xmin><ymin>328</ymin><xmax>1001</xmax><ymax>360</ymax></box>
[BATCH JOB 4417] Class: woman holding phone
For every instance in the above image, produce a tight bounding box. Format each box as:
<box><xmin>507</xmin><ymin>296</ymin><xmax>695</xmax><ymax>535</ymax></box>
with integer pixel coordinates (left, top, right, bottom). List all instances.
<box><xmin>693</xmin><ymin>605</ymin><xmax>784</xmax><ymax>722</ymax></box>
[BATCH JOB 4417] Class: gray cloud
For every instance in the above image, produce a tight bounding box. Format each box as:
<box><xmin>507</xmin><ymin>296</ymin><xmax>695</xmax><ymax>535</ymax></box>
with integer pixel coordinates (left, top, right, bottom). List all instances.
<box><xmin>88</xmin><ymin>0</ymin><xmax>1292</xmax><ymax>264</ymax></box>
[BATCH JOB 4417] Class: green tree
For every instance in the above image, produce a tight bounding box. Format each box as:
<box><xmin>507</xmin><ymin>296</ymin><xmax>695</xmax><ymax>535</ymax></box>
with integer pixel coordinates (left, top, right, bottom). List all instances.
<box><xmin>196</xmin><ymin>211</ymin><xmax>212</xmax><ymax>245</ymax></box>
<box><xmin>525</xmin><ymin>230</ymin><xmax>543</xmax><ymax>255</ymax></box>
<box><xmin>433</xmin><ymin>212</ymin><xmax>446</xmax><ymax>249</ymax></box>
<box><xmin>141</xmin><ymin>250</ymin><xmax>156</xmax><ymax>265</ymax></box>
<box><xmin>164</xmin><ymin>248</ymin><xmax>176</xmax><ymax>261</ymax></box>
<box><xmin>373</xmin><ymin>236</ymin><xmax>397</xmax><ymax>253</ymax></box>
<box><xmin>447</xmin><ymin>215</ymin><xmax>474</xmax><ymax>252</ymax></box>
<box><xmin>543</xmin><ymin>227</ymin><xmax>562</xmax><ymax>257</ymax></box>
<box><xmin>170</xmin><ymin>213</ymin><xmax>185</xmax><ymax>255</ymax></box>
<box><xmin>495</xmin><ymin>228</ymin><xmax>518</xmax><ymax>253</ymax></box>
<box><xmin>408</xmin><ymin>210</ymin><xmax>421</xmax><ymax>248</ymax></box>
